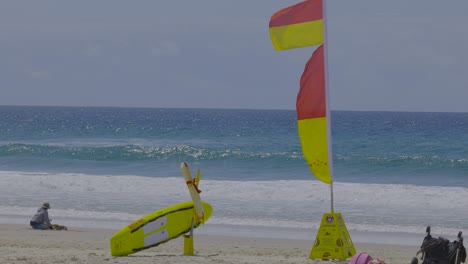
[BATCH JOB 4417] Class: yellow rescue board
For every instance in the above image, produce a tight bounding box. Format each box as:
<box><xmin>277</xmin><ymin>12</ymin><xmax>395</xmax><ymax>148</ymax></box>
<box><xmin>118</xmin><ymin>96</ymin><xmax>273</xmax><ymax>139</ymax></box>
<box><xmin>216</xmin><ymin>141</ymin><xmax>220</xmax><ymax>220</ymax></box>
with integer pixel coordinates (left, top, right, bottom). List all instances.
<box><xmin>110</xmin><ymin>201</ymin><xmax>212</xmax><ymax>256</ymax></box>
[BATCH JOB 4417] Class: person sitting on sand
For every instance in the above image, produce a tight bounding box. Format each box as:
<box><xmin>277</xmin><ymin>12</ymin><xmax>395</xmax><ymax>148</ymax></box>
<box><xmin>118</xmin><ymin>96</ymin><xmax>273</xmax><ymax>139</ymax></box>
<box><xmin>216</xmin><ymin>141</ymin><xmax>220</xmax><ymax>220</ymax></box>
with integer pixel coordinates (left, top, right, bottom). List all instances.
<box><xmin>30</xmin><ymin>202</ymin><xmax>52</xmax><ymax>230</ymax></box>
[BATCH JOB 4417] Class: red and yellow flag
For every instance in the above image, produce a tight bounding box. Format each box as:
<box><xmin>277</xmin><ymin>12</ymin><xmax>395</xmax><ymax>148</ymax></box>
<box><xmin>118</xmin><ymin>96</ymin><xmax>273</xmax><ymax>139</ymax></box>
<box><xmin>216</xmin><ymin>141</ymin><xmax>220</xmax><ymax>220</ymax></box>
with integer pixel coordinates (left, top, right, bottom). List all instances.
<box><xmin>296</xmin><ymin>45</ymin><xmax>332</xmax><ymax>184</ymax></box>
<box><xmin>269</xmin><ymin>0</ymin><xmax>331</xmax><ymax>184</ymax></box>
<box><xmin>269</xmin><ymin>0</ymin><xmax>324</xmax><ymax>51</ymax></box>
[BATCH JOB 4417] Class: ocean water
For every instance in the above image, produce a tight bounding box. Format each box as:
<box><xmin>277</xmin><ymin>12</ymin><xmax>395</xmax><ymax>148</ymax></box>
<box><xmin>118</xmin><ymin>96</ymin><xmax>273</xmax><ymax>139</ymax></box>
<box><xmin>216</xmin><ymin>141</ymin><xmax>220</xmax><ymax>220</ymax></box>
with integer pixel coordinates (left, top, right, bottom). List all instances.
<box><xmin>0</xmin><ymin>106</ymin><xmax>467</xmax><ymax>244</ymax></box>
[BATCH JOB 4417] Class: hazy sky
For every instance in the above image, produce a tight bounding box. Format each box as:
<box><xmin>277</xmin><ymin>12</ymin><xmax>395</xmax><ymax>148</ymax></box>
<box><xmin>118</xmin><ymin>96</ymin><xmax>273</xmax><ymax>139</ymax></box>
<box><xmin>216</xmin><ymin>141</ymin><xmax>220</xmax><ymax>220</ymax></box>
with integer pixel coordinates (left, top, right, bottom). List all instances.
<box><xmin>1</xmin><ymin>1</ymin><xmax>467</xmax><ymax>112</ymax></box>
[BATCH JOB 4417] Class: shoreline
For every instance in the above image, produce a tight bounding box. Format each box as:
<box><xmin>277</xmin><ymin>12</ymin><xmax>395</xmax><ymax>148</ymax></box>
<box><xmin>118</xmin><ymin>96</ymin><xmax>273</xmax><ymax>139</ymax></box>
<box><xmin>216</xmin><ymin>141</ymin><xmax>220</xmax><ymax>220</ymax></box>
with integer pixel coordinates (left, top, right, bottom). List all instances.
<box><xmin>1</xmin><ymin>215</ymin><xmax>429</xmax><ymax>246</ymax></box>
<box><xmin>198</xmin><ymin>223</ymin><xmax>427</xmax><ymax>246</ymax></box>
<box><xmin>0</xmin><ymin>223</ymin><xmax>421</xmax><ymax>264</ymax></box>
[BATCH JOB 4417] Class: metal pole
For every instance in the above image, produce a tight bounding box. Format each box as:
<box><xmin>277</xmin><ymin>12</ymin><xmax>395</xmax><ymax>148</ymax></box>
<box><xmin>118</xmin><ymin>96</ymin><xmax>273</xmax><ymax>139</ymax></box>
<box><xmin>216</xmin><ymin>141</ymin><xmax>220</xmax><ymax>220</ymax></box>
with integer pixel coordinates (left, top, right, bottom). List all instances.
<box><xmin>323</xmin><ymin>0</ymin><xmax>334</xmax><ymax>213</ymax></box>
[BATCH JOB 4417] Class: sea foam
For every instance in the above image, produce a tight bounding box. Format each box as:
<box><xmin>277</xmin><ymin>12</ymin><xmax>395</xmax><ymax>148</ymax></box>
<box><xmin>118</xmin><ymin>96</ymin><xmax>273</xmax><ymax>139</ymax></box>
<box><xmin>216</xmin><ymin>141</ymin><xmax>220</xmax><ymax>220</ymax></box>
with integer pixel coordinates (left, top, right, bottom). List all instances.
<box><xmin>1</xmin><ymin>170</ymin><xmax>467</xmax><ymax>237</ymax></box>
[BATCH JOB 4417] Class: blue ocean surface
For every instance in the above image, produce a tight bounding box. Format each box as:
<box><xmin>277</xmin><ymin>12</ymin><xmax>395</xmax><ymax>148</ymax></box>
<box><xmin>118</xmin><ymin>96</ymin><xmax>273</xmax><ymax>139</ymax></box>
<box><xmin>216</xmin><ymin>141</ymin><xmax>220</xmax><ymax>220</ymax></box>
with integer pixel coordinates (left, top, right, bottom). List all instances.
<box><xmin>0</xmin><ymin>106</ymin><xmax>467</xmax><ymax>243</ymax></box>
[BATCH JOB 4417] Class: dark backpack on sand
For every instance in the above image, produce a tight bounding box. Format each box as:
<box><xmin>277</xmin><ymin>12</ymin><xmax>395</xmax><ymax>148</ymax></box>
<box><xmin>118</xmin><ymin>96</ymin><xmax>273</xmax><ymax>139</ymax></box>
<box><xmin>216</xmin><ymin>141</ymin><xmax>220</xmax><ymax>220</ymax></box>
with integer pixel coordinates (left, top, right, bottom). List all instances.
<box><xmin>417</xmin><ymin>233</ymin><xmax>466</xmax><ymax>264</ymax></box>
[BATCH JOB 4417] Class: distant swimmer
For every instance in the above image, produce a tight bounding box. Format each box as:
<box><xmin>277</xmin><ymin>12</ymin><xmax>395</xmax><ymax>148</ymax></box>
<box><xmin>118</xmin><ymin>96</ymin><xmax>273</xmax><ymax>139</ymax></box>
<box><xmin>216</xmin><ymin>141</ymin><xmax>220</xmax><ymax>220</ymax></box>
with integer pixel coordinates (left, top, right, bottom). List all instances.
<box><xmin>30</xmin><ymin>202</ymin><xmax>52</xmax><ymax>230</ymax></box>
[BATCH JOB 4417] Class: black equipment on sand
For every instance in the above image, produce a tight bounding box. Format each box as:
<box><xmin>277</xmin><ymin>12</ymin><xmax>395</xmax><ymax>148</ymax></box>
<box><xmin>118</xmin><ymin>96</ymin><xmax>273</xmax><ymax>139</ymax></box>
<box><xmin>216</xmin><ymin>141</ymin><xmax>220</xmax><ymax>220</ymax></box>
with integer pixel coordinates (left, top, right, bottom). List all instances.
<box><xmin>411</xmin><ymin>226</ymin><xmax>466</xmax><ymax>264</ymax></box>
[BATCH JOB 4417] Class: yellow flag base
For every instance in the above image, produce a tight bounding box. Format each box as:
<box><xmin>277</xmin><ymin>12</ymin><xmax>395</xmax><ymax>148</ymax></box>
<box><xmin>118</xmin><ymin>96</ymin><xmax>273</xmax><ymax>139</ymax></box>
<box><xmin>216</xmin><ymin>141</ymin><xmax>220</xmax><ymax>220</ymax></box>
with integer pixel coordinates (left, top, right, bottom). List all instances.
<box><xmin>309</xmin><ymin>212</ymin><xmax>356</xmax><ymax>261</ymax></box>
<box><xmin>183</xmin><ymin>234</ymin><xmax>194</xmax><ymax>255</ymax></box>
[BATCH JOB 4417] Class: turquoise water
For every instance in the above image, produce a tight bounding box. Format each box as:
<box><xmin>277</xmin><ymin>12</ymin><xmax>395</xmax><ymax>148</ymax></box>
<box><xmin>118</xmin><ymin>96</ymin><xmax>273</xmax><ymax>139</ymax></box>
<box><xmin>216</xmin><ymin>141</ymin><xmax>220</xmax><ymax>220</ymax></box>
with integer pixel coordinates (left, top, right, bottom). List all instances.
<box><xmin>0</xmin><ymin>105</ymin><xmax>467</xmax><ymax>239</ymax></box>
<box><xmin>1</xmin><ymin>106</ymin><xmax>466</xmax><ymax>185</ymax></box>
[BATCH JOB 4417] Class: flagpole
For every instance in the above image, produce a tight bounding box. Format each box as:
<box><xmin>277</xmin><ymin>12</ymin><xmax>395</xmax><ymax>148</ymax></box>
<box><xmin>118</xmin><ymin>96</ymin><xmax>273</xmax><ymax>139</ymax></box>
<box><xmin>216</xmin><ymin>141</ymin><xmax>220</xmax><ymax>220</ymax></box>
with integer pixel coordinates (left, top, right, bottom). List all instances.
<box><xmin>330</xmin><ymin>182</ymin><xmax>334</xmax><ymax>213</ymax></box>
<box><xmin>268</xmin><ymin>1</ymin><xmax>357</xmax><ymax>259</ymax></box>
<box><xmin>322</xmin><ymin>0</ymin><xmax>334</xmax><ymax>213</ymax></box>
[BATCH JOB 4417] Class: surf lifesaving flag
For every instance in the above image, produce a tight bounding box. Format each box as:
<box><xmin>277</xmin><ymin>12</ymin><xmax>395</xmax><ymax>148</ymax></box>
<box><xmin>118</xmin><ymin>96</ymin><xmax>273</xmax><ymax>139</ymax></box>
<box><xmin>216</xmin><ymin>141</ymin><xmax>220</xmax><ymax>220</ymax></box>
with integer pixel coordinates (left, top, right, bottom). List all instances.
<box><xmin>297</xmin><ymin>45</ymin><xmax>332</xmax><ymax>184</ymax></box>
<box><xmin>269</xmin><ymin>0</ymin><xmax>324</xmax><ymax>51</ymax></box>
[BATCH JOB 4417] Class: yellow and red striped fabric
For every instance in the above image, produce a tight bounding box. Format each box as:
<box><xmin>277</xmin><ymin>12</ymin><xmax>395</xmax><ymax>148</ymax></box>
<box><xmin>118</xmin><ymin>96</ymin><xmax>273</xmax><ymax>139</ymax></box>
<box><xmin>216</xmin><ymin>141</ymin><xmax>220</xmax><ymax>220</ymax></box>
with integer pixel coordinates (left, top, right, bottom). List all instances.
<box><xmin>296</xmin><ymin>45</ymin><xmax>332</xmax><ymax>184</ymax></box>
<box><xmin>269</xmin><ymin>0</ymin><xmax>324</xmax><ymax>51</ymax></box>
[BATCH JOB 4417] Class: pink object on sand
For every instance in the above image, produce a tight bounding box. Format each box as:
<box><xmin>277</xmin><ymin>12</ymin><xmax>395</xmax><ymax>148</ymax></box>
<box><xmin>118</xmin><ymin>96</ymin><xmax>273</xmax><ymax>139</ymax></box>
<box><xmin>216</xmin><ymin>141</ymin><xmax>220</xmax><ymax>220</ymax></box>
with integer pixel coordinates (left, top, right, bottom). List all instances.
<box><xmin>349</xmin><ymin>252</ymin><xmax>372</xmax><ymax>264</ymax></box>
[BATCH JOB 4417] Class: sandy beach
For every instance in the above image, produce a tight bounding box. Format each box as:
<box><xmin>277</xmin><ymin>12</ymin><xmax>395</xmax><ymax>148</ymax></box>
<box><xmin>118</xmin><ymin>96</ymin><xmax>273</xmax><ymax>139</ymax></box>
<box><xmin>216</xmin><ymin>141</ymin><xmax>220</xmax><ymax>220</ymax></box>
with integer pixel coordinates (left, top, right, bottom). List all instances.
<box><xmin>0</xmin><ymin>224</ymin><xmax>420</xmax><ymax>264</ymax></box>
